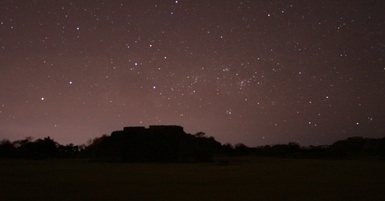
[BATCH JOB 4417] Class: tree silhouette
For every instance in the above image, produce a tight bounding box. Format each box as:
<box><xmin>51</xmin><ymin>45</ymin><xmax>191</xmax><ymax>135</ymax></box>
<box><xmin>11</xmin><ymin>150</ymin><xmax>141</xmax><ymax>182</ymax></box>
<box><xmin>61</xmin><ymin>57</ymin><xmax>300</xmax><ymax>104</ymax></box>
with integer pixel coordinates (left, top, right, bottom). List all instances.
<box><xmin>0</xmin><ymin>139</ymin><xmax>15</xmax><ymax>158</ymax></box>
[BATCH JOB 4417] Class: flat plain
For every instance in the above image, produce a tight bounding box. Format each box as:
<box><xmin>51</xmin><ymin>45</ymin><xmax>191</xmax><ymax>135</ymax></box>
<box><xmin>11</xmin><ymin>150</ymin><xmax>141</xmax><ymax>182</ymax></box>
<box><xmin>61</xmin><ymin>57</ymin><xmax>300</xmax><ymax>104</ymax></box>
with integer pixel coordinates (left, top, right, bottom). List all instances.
<box><xmin>0</xmin><ymin>157</ymin><xmax>384</xmax><ymax>201</ymax></box>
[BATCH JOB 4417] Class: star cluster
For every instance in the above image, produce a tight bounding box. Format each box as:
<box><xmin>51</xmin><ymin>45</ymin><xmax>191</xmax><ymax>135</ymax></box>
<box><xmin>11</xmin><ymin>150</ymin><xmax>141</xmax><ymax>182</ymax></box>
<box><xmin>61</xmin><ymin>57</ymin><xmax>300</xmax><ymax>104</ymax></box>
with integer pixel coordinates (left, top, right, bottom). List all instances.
<box><xmin>0</xmin><ymin>0</ymin><xmax>384</xmax><ymax>146</ymax></box>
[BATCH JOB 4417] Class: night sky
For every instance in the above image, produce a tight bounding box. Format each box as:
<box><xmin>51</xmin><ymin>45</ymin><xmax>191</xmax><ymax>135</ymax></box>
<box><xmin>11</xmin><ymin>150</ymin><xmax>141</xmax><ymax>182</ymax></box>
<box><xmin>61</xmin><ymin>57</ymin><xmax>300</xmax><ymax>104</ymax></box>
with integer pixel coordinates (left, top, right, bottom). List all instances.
<box><xmin>0</xmin><ymin>0</ymin><xmax>384</xmax><ymax>146</ymax></box>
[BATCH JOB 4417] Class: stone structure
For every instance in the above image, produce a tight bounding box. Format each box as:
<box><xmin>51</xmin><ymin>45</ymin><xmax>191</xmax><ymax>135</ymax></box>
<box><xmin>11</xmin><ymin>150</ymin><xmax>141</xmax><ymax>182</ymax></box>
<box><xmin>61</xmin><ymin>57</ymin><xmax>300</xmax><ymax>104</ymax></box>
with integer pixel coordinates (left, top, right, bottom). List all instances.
<box><xmin>88</xmin><ymin>125</ymin><xmax>220</xmax><ymax>162</ymax></box>
<box><xmin>122</xmin><ymin>125</ymin><xmax>184</xmax><ymax>134</ymax></box>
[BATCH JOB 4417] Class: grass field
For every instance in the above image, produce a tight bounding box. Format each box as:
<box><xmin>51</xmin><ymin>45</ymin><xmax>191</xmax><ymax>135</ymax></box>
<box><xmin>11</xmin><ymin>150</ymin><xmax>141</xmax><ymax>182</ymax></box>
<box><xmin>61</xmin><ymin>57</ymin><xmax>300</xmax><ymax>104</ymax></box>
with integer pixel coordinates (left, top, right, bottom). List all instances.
<box><xmin>1</xmin><ymin>157</ymin><xmax>384</xmax><ymax>201</ymax></box>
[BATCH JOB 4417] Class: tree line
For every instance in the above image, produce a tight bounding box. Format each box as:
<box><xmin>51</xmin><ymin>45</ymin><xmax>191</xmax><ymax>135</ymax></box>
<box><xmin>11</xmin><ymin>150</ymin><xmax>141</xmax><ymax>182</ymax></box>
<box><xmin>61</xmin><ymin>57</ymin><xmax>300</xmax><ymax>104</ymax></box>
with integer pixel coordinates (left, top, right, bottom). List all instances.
<box><xmin>223</xmin><ymin>137</ymin><xmax>385</xmax><ymax>159</ymax></box>
<box><xmin>0</xmin><ymin>137</ymin><xmax>84</xmax><ymax>159</ymax></box>
<box><xmin>1</xmin><ymin>127</ymin><xmax>385</xmax><ymax>161</ymax></box>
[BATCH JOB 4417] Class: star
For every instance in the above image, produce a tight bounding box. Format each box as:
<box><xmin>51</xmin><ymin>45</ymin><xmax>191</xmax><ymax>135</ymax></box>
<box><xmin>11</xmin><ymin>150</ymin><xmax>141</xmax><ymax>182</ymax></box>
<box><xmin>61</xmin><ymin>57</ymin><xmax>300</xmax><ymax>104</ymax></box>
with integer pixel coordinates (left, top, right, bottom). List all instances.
<box><xmin>0</xmin><ymin>0</ymin><xmax>383</xmax><ymax>147</ymax></box>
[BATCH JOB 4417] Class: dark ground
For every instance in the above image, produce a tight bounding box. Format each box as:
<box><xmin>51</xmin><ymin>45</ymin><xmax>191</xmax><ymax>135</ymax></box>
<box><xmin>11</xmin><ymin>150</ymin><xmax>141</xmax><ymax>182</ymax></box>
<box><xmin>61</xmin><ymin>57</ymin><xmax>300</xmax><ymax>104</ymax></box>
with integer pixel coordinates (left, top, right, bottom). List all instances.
<box><xmin>0</xmin><ymin>157</ymin><xmax>384</xmax><ymax>201</ymax></box>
